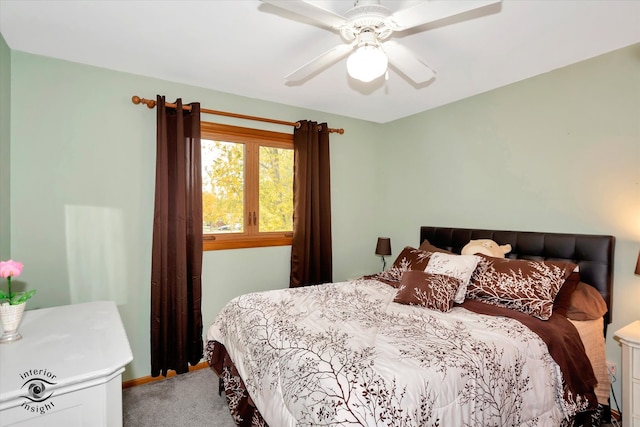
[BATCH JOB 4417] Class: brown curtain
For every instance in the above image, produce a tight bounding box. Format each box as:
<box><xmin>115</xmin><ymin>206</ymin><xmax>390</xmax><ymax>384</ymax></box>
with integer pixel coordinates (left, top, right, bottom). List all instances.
<box><xmin>290</xmin><ymin>120</ymin><xmax>333</xmax><ymax>287</ymax></box>
<box><xmin>150</xmin><ymin>95</ymin><xmax>203</xmax><ymax>377</ymax></box>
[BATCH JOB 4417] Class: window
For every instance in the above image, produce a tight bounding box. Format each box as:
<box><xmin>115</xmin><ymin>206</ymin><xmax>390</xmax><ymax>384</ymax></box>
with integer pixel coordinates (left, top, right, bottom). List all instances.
<box><xmin>201</xmin><ymin>122</ymin><xmax>294</xmax><ymax>250</ymax></box>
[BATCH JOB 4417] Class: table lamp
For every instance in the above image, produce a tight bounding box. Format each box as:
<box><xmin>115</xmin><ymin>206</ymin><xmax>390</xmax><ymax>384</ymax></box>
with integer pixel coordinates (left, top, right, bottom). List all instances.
<box><xmin>375</xmin><ymin>237</ymin><xmax>392</xmax><ymax>272</ymax></box>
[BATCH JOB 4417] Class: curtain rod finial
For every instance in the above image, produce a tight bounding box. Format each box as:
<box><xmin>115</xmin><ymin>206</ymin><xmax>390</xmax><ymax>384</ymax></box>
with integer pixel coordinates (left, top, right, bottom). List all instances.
<box><xmin>132</xmin><ymin>95</ymin><xmax>156</xmax><ymax>109</ymax></box>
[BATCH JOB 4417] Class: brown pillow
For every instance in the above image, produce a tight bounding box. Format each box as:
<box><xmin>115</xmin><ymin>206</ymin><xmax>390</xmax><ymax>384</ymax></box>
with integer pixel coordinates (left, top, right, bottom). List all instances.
<box><xmin>394</xmin><ymin>270</ymin><xmax>462</xmax><ymax>312</ymax></box>
<box><xmin>389</xmin><ymin>246</ymin><xmax>433</xmax><ymax>280</ymax></box>
<box><xmin>389</xmin><ymin>246</ymin><xmax>432</xmax><ymax>270</ymax></box>
<box><xmin>418</xmin><ymin>239</ymin><xmax>454</xmax><ymax>255</ymax></box>
<box><xmin>553</xmin><ymin>271</ymin><xmax>581</xmax><ymax>317</ymax></box>
<box><xmin>467</xmin><ymin>254</ymin><xmax>577</xmax><ymax>320</ymax></box>
<box><xmin>567</xmin><ymin>282</ymin><xmax>608</xmax><ymax>320</ymax></box>
<box><xmin>367</xmin><ymin>246</ymin><xmax>433</xmax><ymax>287</ymax></box>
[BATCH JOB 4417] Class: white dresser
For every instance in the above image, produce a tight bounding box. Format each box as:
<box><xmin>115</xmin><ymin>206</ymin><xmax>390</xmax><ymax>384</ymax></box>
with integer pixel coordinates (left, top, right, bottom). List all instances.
<box><xmin>0</xmin><ymin>301</ymin><xmax>133</xmax><ymax>426</ymax></box>
<box><xmin>616</xmin><ymin>320</ymin><xmax>640</xmax><ymax>427</ymax></box>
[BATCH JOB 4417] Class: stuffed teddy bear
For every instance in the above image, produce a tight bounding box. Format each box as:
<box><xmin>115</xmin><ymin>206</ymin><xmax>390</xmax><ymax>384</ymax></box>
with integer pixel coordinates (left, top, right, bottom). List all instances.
<box><xmin>461</xmin><ymin>239</ymin><xmax>512</xmax><ymax>258</ymax></box>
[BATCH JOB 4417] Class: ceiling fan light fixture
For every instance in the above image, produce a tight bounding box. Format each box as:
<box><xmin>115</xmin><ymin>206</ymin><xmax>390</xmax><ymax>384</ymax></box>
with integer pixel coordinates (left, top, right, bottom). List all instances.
<box><xmin>346</xmin><ymin>44</ymin><xmax>388</xmax><ymax>83</ymax></box>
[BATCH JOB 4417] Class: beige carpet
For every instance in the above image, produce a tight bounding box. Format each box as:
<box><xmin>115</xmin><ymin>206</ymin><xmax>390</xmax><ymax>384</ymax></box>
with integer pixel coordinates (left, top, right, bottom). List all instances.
<box><xmin>123</xmin><ymin>368</ymin><xmax>236</xmax><ymax>427</ymax></box>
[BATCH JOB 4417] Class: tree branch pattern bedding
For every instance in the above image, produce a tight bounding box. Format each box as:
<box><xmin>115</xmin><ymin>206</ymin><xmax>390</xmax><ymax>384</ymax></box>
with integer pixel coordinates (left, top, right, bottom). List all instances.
<box><xmin>206</xmin><ymin>277</ymin><xmax>597</xmax><ymax>427</ymax></box>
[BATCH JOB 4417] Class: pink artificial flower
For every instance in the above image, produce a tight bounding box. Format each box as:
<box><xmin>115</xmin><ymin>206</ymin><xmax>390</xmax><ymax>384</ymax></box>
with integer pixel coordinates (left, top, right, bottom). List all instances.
<box><xmin>0</xmin><ymin>260</ymin><xmax>24</xmax><ymax>279</ymax></box>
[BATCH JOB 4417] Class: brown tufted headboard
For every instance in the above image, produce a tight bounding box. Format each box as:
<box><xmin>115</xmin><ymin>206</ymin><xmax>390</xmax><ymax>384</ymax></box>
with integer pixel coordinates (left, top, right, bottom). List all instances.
<box><xmin>420</xmin><ymin>226</ymin><xmax>615</xmax><ymax>329</ymax></box>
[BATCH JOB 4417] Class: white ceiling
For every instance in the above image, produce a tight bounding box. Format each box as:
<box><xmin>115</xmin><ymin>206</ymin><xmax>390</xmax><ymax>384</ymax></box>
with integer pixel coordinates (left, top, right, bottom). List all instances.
<box><xmin>1</xmin><ymin>0</ymin><xmax>639</xmax><ymax>123</ymax></box>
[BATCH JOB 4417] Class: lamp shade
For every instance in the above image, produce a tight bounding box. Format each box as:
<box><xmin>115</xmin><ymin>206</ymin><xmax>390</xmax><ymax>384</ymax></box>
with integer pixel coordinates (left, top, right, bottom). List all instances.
<box><xmin>346</xmin><ymin>45</ymin><xmax>388</xmax><ymax>83</ymax></box>
<box><xmin>375</xmin><ymin>237</ymin><xmax>391</xmax><ymax>256</ymax></box>
<box><xmin>635</xmin><ymin>250</ymin><xmax>640</xmax><ymax>275</ymax></box>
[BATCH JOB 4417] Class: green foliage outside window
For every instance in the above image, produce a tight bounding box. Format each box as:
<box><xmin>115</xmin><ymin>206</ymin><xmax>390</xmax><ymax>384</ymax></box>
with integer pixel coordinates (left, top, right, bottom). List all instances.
<box><xmin>259</xmin><ymin>146</ymin><xmax>293</xmax><ymax>232</ymax></box>
<box><xmin>202</xmin><ymin>139</ymin><xmax>293</xmax><ymax>234</ymax></box>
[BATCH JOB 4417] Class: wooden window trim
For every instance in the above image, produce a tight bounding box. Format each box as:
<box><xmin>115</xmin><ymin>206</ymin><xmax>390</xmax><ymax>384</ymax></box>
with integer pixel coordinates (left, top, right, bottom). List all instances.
<box><xmin>203</xmin><ymin>234</ymin><xmax>293</xmax><ymax>251</ymax></box>
<box><xmin>201</xmin><ymin>122</ymin><xmax>293</xmax><ymax>251</ymax></box>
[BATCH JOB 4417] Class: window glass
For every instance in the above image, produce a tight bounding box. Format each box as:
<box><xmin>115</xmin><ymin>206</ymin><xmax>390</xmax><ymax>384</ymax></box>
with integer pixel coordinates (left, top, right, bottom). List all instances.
<box><xmin>258</xmin><ymin>146</ymin><xmax>293</xmax><ymax>233</ymax></box>
<box><xmin>202</xmin><ymin>140</ymin><xmax>245</xmax><ymax>234</ymax></box>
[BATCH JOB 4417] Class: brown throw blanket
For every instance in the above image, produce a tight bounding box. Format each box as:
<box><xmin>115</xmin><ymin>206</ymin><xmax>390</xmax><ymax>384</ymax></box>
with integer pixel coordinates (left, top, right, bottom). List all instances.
<box><xmin>460</xmin><ymin>299</ymin><xmax>598</xmax><ymax>410</ymax></box>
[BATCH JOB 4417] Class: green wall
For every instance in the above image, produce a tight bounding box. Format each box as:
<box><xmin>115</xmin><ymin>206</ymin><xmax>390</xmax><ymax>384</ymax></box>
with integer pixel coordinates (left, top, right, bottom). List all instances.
<box><xmin>6</xmin><ymin>40</ymin><xmax>640</xmax><ymax>408</ymax></box>
<box><xmin>0</xmin><ymin>34</ymin><xmax>10</xmax><ymax>259</ymax></box>
<box><xmin>8</xmin><ymin>51</ymin><xmax>382</xmax><ymax>381</ymax></box>
<box><xmin>379</xmin><ymin>43</ymin><xmax>640</xmax><ymax>406</ymax></box>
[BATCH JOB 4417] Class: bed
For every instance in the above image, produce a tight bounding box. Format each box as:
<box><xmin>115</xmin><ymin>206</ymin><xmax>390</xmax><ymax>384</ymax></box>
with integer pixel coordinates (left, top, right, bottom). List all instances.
<box><xmin>206</xmin><ymin>226</ymin><xmax>615</xmax><ymax>427</ymax></box>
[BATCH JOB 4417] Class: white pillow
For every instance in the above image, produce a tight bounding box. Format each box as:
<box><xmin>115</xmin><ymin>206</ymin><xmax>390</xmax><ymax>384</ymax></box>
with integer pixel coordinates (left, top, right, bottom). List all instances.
<box><xmin>424</xmin><ymin>252</ymin><xmax>480</xmax><ymax>303</ymax></box>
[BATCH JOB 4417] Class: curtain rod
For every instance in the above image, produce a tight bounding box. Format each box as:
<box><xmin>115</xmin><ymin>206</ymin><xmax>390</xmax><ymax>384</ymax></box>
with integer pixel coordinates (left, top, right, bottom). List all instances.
<box><xmin>131</xmin><ymin>96</ymin><xmax>344</xmax><ymax>134</ymax></box>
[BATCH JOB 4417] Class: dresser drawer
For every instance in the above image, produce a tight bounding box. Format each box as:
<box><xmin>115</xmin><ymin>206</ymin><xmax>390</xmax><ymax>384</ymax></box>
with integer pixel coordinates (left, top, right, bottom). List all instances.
<box><xmin>634</xmin><ymin>381</ymin><xmax>640</xmax><ymax>417</ymax></box>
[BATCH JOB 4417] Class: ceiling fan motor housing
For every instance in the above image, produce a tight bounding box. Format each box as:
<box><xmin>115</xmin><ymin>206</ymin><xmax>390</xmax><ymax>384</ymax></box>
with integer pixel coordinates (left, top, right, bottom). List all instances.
<box><xmin>341</xmin><ymin>0</ymin><xmax>393</xmax><ymax>42</ymax></box>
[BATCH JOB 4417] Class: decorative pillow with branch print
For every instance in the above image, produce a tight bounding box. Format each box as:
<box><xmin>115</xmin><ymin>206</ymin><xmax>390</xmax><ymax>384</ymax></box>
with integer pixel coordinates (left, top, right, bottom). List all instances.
<box><xmin>467</xmin><ymin>254</ymin><xmax>577</xmax><ymax>320</ymax></box>
<box><xmin>394</xmin><ymin>270</ymin><xmax>462</xmax><ymax>312</ymax></box>
<box><xmin>424</xmin><ymin>252</ymin><xmax>481</xmax><ymax>304</ymax></box>
<box><xmin>367</xmin><ymin>246</ymin><xmax>434</xmax><ymax>287</ymax></box>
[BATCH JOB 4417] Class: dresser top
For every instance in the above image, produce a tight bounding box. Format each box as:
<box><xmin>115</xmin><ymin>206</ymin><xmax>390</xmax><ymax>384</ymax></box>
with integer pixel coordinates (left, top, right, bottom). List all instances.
<box><xmin>615</xmin><ymin>320</ymin><xmax>640</xmax><ymax>346</ymax></box>
<box><xmin>0</xmin><ymin>300</ymin><xmax>132</xmax><ymax>404</ymax></box>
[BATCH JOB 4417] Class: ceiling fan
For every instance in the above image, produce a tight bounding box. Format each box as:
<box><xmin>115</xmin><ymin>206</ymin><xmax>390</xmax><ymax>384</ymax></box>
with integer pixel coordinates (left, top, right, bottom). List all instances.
<box><xmin>261</xmin><ymin>0</ymin><xmax>501</xmax><ymax>84</ymax></box>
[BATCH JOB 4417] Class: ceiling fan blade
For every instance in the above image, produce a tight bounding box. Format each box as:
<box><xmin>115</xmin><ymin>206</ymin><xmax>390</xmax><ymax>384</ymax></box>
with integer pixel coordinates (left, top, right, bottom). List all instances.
<box><xmin>285</xmin><ymin>44</ymin><xmax>354</xmax><ymax>83</ymax></box>
<box><xmin>260</xmin><ymin>0</ymin><xmax>346</xmax><ymax>29</ymax></box>
<box><xmin>383</xmin><ymin>41</ymin><xmax>435</xmax><ymax>84</ymax></box>
<box><xmin>390</xmin><ymin>0</ymin><xmax>501</xmax><ymax>31</ymax></box>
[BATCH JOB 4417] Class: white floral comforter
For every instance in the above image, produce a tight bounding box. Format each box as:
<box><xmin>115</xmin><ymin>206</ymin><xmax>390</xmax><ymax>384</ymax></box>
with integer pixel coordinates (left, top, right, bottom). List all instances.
<box><xmin>207</xmin><ymin>279</ymin><xmax>578</xmax><ymax>427</ymax></box>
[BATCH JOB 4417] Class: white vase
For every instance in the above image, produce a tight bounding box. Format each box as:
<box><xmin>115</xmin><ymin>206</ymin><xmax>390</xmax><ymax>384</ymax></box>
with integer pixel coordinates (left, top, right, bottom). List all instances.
<box><xmin>0</xmin><ymin>301</ymin><xmax>26</xmax><ymax>343</ymax></box>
